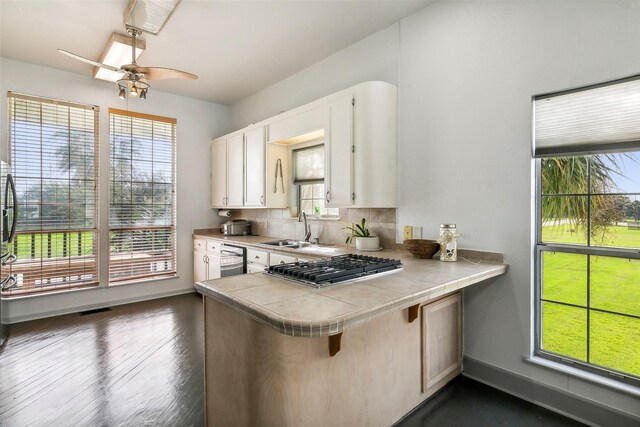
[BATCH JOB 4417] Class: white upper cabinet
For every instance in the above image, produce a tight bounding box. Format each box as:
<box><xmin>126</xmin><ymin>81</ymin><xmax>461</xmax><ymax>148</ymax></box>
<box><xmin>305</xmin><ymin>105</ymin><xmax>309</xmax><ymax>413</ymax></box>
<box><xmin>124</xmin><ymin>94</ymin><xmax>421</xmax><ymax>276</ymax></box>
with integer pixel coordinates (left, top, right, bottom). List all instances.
<box><xmin>325</xmin><ymin>94</ymin><xmax>354</xmax><ymax>208</ymax></box>
<box><xmin>211</xmin><ymin>133</ymin><xmax>245</xmax><ymax>208</ymax></box>
<box><xmin>227</xmin><ymin>134</ymin><xmax>244</xmax><ymax>207</ymax></box>
<box><xmin>350</xmin><ymin>81</ymin><xmax>397</xmax><ymax>208</ymax></box>
<box><xmin>244</xmin><ymin>127</ymin><xmax>266</xmax><ymax>207</ymax></box>
<box><xmin>211</xmin><ymin>138</ymin><xmax>228</xmax><ymax>207</ymax></box>
<box><xmin>267</xmin><ymin>107</ymin><xmax>325</xmax><ymax>144</ymax></box>
<box><xmin>212</xmin><ymin>126</ymin><xmax>286</xmax><ymax>209</ymax></box>
<box><xmin>212</xmin><ymin>81</ymin><xmax>397</xmax><ymax>209</ymax></box>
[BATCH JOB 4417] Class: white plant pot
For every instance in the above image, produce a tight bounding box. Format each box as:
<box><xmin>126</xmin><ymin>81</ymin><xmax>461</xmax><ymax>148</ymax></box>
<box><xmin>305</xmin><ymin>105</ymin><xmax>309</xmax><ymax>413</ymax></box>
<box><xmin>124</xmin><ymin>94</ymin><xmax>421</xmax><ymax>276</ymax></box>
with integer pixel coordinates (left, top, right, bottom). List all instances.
<box><xmin>355</xmin><ymin>236</ymin><xmax>380</xmax><ymax>251</ymax></box>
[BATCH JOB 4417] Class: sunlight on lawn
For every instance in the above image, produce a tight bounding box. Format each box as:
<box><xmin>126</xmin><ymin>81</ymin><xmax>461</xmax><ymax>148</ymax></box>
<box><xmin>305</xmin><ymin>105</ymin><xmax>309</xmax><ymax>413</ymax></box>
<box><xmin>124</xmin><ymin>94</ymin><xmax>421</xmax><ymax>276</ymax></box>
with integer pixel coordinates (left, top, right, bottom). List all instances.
<box><xmin>541</xmin><ymin>225</ymin><xmax>640</xmax><ymax>377</ymax></box>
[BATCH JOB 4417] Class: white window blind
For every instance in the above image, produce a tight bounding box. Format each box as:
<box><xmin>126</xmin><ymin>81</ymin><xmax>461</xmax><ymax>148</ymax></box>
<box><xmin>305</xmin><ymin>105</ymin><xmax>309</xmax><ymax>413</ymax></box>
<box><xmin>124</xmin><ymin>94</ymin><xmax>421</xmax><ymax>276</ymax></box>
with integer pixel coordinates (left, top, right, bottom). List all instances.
<box><xmin>534</xmin><ymin>76</ymin><xmax>640</xmax><ymax>157</ymax></box>
<box><xmin>109</xmin><ymin>109</ymin><xmax>176</xmax><ymax>283</ymax></box>
<box><xmin>293</xmin><ymin>144</ymin><xmax>324</xmax><ymax>184</ymax></box>
<box><xmin>7</xmin><ymin>92</ymin><xmax>99</xmax><ymax>296</ymax></box>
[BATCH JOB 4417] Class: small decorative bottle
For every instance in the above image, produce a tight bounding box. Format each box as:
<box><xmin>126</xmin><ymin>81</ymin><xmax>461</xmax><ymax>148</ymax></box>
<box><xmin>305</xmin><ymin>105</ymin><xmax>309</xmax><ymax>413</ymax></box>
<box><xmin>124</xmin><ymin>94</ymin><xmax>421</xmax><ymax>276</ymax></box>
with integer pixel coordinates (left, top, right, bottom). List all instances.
<box><xmin>438</xmin><ymin>224</ymin><xmax>459</xmax><ymax>262</ymax></box>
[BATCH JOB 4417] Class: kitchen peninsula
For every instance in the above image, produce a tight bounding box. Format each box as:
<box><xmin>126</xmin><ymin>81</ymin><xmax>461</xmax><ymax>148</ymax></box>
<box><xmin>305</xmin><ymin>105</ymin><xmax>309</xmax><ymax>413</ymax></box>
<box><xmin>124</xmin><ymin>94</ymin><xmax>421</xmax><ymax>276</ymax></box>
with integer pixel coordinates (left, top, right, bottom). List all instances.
<box><xmin>195</xmin><ymin>237</ymin><xmax>507</xmax><ymax>427</ymax></box>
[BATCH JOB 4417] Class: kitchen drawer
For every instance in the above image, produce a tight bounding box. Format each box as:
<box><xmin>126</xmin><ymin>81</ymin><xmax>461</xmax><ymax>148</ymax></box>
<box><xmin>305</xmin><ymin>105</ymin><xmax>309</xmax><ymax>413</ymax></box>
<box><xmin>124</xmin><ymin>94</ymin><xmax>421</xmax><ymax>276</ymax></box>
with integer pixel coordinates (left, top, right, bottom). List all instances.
<box><xmin>194</xmin><ymin>239</ymin><xmax>206</xmax><ymax>251</ymax></box>
<box><xmin>206</xmin><ymin>240</ymin><xmax>221</xmax><ymax>254</ymax></box>
<box><xmin>247</xmin><ymin>264</ymin><xmax>267</xmax><ymax>274</ymax></box>
<box><xmin>269</xmin><ymin>253</ymin><xmax>297</xmax><ymax>266</ymax></box>
<box><xmin>247</xmin><ymin>248</ymin><xmax>269</xmax><ymax>266</ymax></box>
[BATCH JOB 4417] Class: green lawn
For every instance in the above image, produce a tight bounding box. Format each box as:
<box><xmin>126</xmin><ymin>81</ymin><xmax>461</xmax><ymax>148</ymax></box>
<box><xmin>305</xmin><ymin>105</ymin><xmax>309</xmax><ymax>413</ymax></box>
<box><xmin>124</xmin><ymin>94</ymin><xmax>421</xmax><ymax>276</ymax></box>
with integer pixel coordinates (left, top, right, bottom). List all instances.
<box><xmin>541</xmin><ymin>224</ymin><xmax>640</xmax><ymax>377</ymax></box>
<box><xmin>14</xmin><ymin>231</ymin><xmax>95</xmax><ymax>258</ymax></box>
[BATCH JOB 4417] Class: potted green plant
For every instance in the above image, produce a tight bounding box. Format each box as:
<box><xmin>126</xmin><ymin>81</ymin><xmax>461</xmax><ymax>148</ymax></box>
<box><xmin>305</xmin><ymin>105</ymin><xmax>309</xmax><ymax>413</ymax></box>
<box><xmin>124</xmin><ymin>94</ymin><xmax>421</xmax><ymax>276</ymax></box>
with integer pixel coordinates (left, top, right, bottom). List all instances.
<box><xmin>344</xmin><ymin>218</ymin><xmax>380</xmax><ymax>251</ymax></box>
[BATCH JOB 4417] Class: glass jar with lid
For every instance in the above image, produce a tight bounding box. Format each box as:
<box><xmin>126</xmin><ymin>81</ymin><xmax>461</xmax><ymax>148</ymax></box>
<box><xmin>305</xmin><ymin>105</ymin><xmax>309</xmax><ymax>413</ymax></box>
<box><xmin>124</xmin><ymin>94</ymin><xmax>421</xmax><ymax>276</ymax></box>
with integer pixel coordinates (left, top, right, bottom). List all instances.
<box><xmin>439</xmin><ymin>224</ymin><xmax>458</xmax><ymax>262</ymax></box>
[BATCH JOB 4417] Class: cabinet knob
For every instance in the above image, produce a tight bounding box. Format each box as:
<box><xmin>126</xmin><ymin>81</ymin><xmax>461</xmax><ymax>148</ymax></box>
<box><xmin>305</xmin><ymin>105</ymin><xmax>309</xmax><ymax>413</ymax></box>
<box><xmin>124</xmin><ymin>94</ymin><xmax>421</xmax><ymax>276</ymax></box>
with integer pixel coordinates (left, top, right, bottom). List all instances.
<box><xmin>255</xmin><ymin>255</ymin><xmax>260</xmax><ymax>259</ymax></box>
<box><xmin>326</xmin><ymin>191</ymin><xmax>330</xmax><ymax>203</ymax></box>
<box><xmin>260</xmin><ymin>195</ymin><xmax>264</xmax><ymax>205</ymax></box>
<box><xmin>280</xmin><ymin>260</ymin><xmax>285</xmax><ymax>264</ymax></box>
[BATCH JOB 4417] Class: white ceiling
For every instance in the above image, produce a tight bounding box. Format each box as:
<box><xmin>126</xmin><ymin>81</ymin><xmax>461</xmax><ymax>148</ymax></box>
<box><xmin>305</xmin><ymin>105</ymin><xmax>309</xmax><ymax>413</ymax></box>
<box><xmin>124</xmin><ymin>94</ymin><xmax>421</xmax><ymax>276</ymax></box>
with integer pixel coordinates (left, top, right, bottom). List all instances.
<box><xmin>0</xmin><ymin>0</ymin><xmax>432</xmax><ymax>105</ymax></box>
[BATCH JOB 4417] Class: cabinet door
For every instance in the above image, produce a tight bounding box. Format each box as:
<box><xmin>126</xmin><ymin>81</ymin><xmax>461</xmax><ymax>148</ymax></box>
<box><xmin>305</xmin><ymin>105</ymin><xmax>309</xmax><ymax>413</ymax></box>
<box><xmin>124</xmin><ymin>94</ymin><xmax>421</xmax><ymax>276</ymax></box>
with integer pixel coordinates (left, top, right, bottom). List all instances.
<box><xmin>247</xmin><ymin>248</ymin><xmax>269</xmax><ymax>266</ymax></box>
<box><xmin>325</xmin><ymin>94</ymin><xmax>353</xmax><ymax>207</ymax></box>
<box><xmin>227</xmin><ymin>135</ymin><xmax>245</xmax><ymax>207</ymax></box>
<box><xmin>247</xmin><ymin>263</ymin><xmax>266</xmax><ymax>274</ymax></box>
<box><xmin>269</xmin><ymin>253</ymin><xmax>297</xmax><ymax>266</ymax></box>
<box><xmin>206</xmin><ymin>253</ymin><xmax>221</xmax><ymax>280</ymax></box>
<box><xmin>244</xmin><ymin>127</ymin><xmax>266</xmax><ymax>207</ymax></box>
<box><xmin>211</xmin><ymin>139</ymin><xmax>228</xmax><ymax>207</ymax></box>
<box><xmin>194</xmin><ymin>250</ymin><xmax>208</xmax><ymax>283</ymax></box>
<box><xmin>421</xmin><ymin>292</ymin><xmax>462</xmax><ymax>393</ymax></box>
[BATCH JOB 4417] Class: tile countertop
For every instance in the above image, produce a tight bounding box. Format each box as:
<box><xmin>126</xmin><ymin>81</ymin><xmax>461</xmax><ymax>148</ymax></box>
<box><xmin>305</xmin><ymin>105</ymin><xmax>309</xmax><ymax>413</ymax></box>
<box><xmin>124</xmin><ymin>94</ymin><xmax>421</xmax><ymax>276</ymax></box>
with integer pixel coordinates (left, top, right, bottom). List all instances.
<box><xmin>194</xmin><ymin>230</ymin><xmax>509</xmax><ymax>338</ymax></box>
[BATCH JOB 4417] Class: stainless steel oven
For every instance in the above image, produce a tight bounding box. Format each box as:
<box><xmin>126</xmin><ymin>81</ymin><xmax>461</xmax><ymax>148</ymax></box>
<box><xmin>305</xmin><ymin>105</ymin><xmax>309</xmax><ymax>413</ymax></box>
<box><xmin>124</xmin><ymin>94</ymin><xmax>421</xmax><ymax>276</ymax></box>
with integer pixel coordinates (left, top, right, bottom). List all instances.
<box><xmin>218</xmin><ymin>244</ymin><xmax>245</xmax><ymax>278</ymax></box>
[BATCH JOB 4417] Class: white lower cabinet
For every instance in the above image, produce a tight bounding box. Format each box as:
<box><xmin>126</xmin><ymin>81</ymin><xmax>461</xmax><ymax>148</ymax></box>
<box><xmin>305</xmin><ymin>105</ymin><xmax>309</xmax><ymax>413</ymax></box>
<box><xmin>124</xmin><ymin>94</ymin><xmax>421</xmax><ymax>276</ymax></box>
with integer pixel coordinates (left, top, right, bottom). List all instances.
<box><xmin>193</xmin><ymin>239</ymin><xmax>222</xmax><ymax>283</ymax></box>
<box><xmin>247</xmin><ymin>264</ymin><xmax>266</xmax><ymax>274</ymax></box>
<box><xmin>247</xmin><ymin>248</ymin><xmax>269</xmax><ymax>274</ymax></box>
<box><xmin>269</xmin><ymin>253</ymin><xmax>297</xmax><ymax>266</ymax></box>
<box><xmin>194</xmin><ymin>250</ymin><xmax>208</xmax><ymax>283</ymax></box>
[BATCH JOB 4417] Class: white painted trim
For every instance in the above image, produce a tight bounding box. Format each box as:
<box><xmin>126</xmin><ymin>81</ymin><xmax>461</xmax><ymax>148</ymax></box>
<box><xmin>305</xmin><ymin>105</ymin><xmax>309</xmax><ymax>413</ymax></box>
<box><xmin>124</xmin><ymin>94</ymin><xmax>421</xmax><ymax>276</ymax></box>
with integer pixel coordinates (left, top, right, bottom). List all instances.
<box><xmin>525</xmin><ymin>356</ymin><xmax>640</xmax><ymax>398</ymax></box>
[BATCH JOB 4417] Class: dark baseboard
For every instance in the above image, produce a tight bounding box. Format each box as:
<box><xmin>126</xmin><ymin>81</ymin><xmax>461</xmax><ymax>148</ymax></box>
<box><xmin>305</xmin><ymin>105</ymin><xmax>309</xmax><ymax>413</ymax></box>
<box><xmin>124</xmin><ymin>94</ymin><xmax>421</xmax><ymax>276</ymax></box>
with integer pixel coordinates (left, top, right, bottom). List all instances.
<box><xmin>462</xmin><ymin>356</ymin><xmax>640</xmax><ymax>427</ymax></box>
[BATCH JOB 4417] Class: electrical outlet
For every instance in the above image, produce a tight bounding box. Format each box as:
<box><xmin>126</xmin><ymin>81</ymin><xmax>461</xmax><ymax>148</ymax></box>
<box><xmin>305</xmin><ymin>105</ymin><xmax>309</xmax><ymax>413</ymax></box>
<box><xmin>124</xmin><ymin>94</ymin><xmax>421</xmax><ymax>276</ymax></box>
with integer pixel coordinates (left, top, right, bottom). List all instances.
<box><xmin>412</xmin><ymin>226</ymin><xmax>423</xmax><ymax>239</ymax></box>
<box><xmin>403</xmin><ymin>226</ymin><xmax>413</xmax><ymax>240</ymax></box>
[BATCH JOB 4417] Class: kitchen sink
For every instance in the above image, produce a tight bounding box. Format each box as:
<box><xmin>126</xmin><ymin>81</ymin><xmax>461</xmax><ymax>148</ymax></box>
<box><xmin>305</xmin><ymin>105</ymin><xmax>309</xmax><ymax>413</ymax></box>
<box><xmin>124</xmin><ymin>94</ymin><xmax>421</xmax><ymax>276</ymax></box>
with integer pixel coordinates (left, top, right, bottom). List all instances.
<box><xmin>262</xmin><ymin>240</ymin><xmax>337</xmax><ymax>250</ymax></box>
<box><xmin>262</xmin><ymin>239</ymin><xmax>310</xmax><ymax>248</ymax></box>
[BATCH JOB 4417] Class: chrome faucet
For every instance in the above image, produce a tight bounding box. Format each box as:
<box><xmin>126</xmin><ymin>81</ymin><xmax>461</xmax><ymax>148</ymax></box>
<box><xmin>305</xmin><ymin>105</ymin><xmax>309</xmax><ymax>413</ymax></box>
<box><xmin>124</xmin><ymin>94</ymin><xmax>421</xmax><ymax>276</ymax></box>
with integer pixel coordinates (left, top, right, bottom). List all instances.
<box><xmin>301</xmin><ymin>211</ymin><xmax>311</xmax><ymax>243</ymax></box>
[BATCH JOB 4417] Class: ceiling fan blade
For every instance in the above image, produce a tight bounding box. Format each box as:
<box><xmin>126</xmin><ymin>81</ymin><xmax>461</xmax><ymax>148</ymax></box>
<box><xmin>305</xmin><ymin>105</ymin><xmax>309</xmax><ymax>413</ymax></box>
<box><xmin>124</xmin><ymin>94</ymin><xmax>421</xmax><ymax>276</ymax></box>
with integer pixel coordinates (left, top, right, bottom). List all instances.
<box><xmin>135</xmin><ymin>67</ymin><xmax>198</xmax><ymax>81</ymax></box>
<box><xmin>57</xmin><ymin>49</ymin><xmax>123</xmax><ymax>73</ymax></box>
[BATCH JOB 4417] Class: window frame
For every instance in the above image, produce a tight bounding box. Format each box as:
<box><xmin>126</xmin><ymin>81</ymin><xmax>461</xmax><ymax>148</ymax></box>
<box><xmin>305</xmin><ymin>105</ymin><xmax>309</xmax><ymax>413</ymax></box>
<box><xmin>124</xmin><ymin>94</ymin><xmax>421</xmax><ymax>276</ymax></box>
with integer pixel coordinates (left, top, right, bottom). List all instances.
<box><xmin>107</xmin><ymin>108</ymin><xmax>177</xmax><ymax>284</ymax></box>
<box><xmin>534</xmin><ymin>157</ymin><xmax>640</xmax><ymax>387</ymax></box>
<box><xmin>5</xmin><ymin>92</ymin><xmax>100</xmax><ymax>296</ymax></box>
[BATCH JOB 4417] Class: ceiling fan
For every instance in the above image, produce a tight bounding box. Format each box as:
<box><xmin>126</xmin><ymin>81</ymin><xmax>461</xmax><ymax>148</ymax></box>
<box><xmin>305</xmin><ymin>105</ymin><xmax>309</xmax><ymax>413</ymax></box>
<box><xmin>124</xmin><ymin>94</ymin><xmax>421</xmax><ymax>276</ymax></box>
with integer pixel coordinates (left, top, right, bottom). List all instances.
<box><xmin>58</xmin><ymin>26</ymin><xmax>198</xmax><ymax>99</ymax></box>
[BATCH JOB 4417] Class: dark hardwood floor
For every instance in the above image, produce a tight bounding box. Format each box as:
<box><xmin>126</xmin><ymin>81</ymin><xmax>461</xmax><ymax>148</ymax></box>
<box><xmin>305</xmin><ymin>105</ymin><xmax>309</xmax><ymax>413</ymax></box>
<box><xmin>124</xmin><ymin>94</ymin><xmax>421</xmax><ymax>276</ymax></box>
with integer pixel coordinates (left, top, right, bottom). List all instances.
<box><xmin>1</xmin><ymin>293</ymin><xmax>584</xmax><ymax>427</ymax></box>
<box><xmin>396</xmin><ymin>376</ymin><xmax>585</xmax><ymax>427</ymax></box>
<box><xmin>0</xmin><ymin>293</ymin><xmax>204</xmax><ymax>427</ymax></box>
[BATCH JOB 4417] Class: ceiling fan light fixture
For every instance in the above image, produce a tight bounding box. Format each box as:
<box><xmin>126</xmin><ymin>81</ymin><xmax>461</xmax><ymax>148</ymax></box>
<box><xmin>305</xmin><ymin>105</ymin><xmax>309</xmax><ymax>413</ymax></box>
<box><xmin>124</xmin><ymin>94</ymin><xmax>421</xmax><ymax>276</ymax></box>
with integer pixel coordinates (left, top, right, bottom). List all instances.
<box><xmin>94</xmin><ymin>32</ymin><xmax>146</xmax><ymax>82</ymax></box>
<box><xmin>117</xmin><ymin>76</ymin><xmax>149</xmax><ymax>100</ymax></box>
<box><xmin>118</xmin><ymin>86</ymin><xmax>127</xmax><ymax>99</ymax></box>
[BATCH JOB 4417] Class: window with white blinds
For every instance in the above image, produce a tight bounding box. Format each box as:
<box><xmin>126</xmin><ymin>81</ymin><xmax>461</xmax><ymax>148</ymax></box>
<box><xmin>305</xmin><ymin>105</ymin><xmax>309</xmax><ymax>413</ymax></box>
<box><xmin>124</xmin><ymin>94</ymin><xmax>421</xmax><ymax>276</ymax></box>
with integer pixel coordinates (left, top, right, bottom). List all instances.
<box><xmin>7</xmin><ymin>92</ymin><xmax>99</xmax><ymax>296</ymax></box>
<box><xmin>109</xmin><ymin>109</ymin><xmax>176</xmax><ymax>283</ymax></box>
<box><xmin>534</xmin><ymin>76</ymin><xmax>640</xmax><ymax>157</ymax></box>
<box><xmin>293</xmin><ymin>144</ymin><xmax>324</xmax><ymax>184</ymax></box>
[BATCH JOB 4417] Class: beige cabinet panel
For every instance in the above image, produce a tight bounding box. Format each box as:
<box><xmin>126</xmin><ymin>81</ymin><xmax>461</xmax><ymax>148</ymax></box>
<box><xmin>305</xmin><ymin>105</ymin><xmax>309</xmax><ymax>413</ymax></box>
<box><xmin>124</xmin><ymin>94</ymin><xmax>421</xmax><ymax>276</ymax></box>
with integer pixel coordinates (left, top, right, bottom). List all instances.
<box><xmin>421</xmin><ymin>292</ymin><xmax>462</xmax><ymax>393</ymax></box>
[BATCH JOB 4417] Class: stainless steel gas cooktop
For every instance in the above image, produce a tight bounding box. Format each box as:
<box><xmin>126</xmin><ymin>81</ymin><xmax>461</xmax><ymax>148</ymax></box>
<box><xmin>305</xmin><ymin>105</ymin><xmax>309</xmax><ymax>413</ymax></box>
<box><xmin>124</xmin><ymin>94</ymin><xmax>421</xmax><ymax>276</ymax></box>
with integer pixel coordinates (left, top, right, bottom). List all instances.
<box><xmin>266</xmin><ymin>254</ymin><xmax>403</xmax><ymax>288</ymax></box>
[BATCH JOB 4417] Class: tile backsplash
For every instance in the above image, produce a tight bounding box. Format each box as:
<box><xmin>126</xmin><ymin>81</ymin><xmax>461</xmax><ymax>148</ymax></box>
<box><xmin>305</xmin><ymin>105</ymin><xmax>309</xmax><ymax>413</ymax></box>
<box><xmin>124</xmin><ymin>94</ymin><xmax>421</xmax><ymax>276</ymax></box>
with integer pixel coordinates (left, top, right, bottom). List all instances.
<box><xmin>230</xmin><ymin>208</ymin><xmax>397</xmax><ymax>248</ymax></box>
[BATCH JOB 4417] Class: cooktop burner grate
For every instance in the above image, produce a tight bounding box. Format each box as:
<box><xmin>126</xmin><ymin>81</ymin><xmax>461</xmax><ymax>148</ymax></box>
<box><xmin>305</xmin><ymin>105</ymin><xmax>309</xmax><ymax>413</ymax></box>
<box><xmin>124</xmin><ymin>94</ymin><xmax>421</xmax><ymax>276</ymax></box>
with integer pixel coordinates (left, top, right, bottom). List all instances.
<box><xmin>266</xmin><ymin>254</ymin><xmax>403</xmax><ymax>288</ymax></box>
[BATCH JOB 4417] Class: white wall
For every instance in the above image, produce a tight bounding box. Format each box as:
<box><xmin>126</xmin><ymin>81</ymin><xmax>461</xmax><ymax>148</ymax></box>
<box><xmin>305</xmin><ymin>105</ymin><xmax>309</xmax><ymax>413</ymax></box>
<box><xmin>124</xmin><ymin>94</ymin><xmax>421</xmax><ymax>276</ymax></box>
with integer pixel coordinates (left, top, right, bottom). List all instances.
<box><xmin>230</xmin><ymin>22</ymin><xmax>400</xmax><ymax>129</ymax></box>
<box><xmin>400</xmin><ymin>0</ymin><xmax>640</xmax><ymax>417</ymax></box>
<box><xmin>0</xmin><ymin>57</ymin><xmax>231</xmax><ymax>322</ymax></box>
<box><xmin>227</xmin><ymin>1</ymin><xmax>640</xmax><ymax>419</ymax></box>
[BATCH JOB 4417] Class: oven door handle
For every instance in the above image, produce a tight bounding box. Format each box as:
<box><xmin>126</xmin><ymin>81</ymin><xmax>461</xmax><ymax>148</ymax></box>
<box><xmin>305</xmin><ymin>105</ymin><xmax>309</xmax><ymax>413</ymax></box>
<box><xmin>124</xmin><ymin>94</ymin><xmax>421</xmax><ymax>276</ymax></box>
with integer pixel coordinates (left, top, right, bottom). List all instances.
<box><xmin>220</xmin><ymin>249</ymin><xmax>242</xmax><ymax>257</ymax></box>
